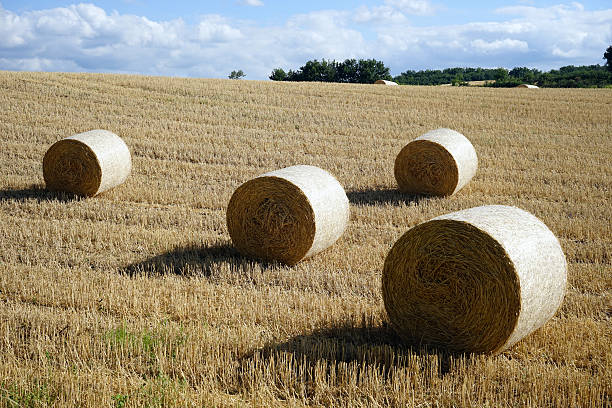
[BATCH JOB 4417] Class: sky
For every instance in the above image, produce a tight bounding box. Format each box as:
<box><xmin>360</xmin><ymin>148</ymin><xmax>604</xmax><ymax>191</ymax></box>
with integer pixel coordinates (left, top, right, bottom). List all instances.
<box><xmin>1</xmin><ymin>1</ymin><xmax>611</xmax><ymax>80</ymax></box>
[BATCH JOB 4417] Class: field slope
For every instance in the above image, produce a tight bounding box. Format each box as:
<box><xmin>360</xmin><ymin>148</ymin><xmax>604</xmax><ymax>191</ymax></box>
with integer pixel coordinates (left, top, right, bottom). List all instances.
<box><xmin>0</xmin><ymin>71</ymin><xmax>610</xmax><ymax>407</ymax></box>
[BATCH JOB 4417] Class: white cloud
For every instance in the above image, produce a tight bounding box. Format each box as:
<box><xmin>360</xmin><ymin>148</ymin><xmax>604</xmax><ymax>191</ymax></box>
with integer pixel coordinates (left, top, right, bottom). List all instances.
<box><xmin>372</xmin><ymin>2</ymin><xmax>612</xmax><ymax>71</ymax></box>
<box><xmin>0</xmin><ymin>57</ymin><xmax>82</xmax><ymax>71</ymax></box>
<box><xmin>198</xmin><ymin>15</ymin><xmax>243</xmax><ymax>42</ymax></box>
<box><xmin>464</xmin><ymin>21</ymin><xmax>534</xmax><ymax>35</ymax></box>
<box><xmin>238</xmin><ymin>0</ymin><xmax>264</xmax><ymax>6</ymax></box>
<box><xmin>353</xmin><ymin>0</ymin><xmax>433</xmax><ymax>24</ymax></box>
<box><xmin>470</xmin><ymin>38</ymin><xmax>529</xmax><ymax>54</ymax></box>
<box><xmin>384</xmin><ymin>0</ymin><xmax>434</xmax><ymax>15</ymax></box>
<box><xmin>353</xmin><ymin>5</ymin><xmax>407</xmax><ymax>24</ymax></box>
<box><xmin>0</xmin><ymin>2</ymin><xmax>610</xmax><ymax>79</ymax></box>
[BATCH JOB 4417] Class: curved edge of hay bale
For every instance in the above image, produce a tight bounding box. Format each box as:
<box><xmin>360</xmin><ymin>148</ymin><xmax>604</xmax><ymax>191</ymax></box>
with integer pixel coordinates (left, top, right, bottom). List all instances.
<box><xmin>43</xmin><ymin>138</ymin><xmax>102</xmax><ymax>196</ymax></box>
<box><xmin>516</xmin><ymin>84</ymin><xmax>539</xmax><ymax>88</ymax></box>
<box><xmin>68</xmin><ymin>130</ymin><xmax>132</xmax><ymax>195</ymax></box>
<box><xmin>43</xmin><ymin>129</ymin><xmax>131</xmax><ymax>196</ymax></box>
<box><xmin>375</xmin><ymin>80</ymin><xmax>399</xmax><ymax>86</ymax></box>
<box><xmin>258</xmin><ymin>165</ymin><xmax>350</xmax><ymax>261</ymax></box>
<box><xmin>434</xmin><ymin>205</ymin><xmax>567</xmax><ymax>352</ymax></box>
<box><xmin>226</xmin><ymin>165</ymin><xmax>349</xmax><ymax>265</ymax></box>
<box><xmin>414</xmin><ymin>128</ymin><xmax>478</xmax><ymax>195</ymax></box>
<box><xmin>394</xmin><ymin>128</ymin><xmax>478</xmax><ymax>196</ymax></box>
<box><xmin>227</xmin><ymin>175</ymin><xmax>315</xmax><ymax>265</ymax></box>
<box><xmin>382</xmin><ymin>204</ymin><xmax>567</xmax><ymax>354</ymax></box>
<box><xmin>383</xmin><ymin>217</ymin><xmax>519</xmax><ymax>353</ymax></box>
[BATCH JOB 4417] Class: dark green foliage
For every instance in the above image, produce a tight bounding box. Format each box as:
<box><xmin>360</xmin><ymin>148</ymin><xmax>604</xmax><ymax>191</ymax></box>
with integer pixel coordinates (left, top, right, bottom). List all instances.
<box><xmin>269</xmin><ymin>58</ymin><xmax>391</xmax><ymax>83</ymax></box>
<box><xmin>228</xmin><ymin>70</ymin><xmax>246</xmax><ymax>79</ymax></box>
<box><xmin>355</xmin><ymin>59</ymin><xmax>392</xmax><ymax>84</ymax></box>
<box><xmin>269</xmin><ymin>68</ymin><xmax>287</xmax><ymax>81</ymax></box>
<box><xmin>604</xmin><ymin>45</ymin><xmax>612</xmax><ymax>72</ymax></box>
<box><xmin>393</xmin><ymin>67</ymin><xmax>501</xmax><ymax>85</ymax></box>
<box><xmin>509</xmin><ymin>67</ymin><xmax>541</xmax><ymax>83</ymax></box>
<box><xmin>488</xmin><ymin>65</ymin><xmax>612</xmax><ymax>88</ymax></box>
<box><xmin>451</xmin><ymin>73</ymin><xmax>468</xmax><ymax>86</ymax></box>
<box><xmin>270</xmin><ymin>49</ymin><xmax>612</xmax><ymax>87</ymax></box>
<box><xmin>394</xmin><ymin>64</ymin><xmax>610</xmax><ymax>88</ymax></box>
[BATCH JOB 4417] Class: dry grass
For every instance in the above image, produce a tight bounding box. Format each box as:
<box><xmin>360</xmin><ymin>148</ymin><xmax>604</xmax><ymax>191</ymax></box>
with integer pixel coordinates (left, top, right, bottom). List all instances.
<box><xmin>0</xmin><ymin>71</ymin><xmax>610</xmax><ymax>407</ymax></box>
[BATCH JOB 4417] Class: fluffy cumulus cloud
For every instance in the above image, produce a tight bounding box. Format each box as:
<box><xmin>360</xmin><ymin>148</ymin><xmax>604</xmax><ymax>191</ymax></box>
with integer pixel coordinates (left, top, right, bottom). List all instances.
<box><xmin>354</xmin><ymin>0</ymin><xmax>433</xmax><ymax>24</ymax></box>
<box><xmin>470</xmin><ymin>39</ymin><xmax>529</xmax><ymax>54</ymax></box>
<box><xmin>373</xmin><ymin>2</ymin><xmax>612</xmax><ymax>71</ymax></box>
<box><xmin>385</xmin><ymin>0</ymin><xmax>435</xmax><ymax>15</ymax></box>
<box><xmin>198</xmin><ymin>15</ymin><xmax>243</xmax><ymax>43</ymax></box>
<box><xmin>0</xmin><ymin>2</ymin><xmax>610</xmax><ymax>79</ymax></box>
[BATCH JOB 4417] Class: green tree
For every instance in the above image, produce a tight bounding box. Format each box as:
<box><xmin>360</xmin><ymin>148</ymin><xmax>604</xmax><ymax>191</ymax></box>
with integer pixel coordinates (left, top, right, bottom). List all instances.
<box><xmin>318</xmin><ymin>59</ymin><xmax>339</xmax><ymax>82</ymax></box>
<box><xmin>493</xmin><ymin>68</ymin><xmax>509</xmax><ymax>81</ymax></box>
<box><xmin>337</xmin><ymin>59</ymin><xmax>358</xmax><ymax>83</ymax></box>
<box><xmin>604</xmin><ymin>45</ymin><xmax>612</xmax><ymax>72</ymax></box>
<box><xmin>269</xmin><ymin>68</ymin><xmax>287</xmax><ymax>81</ymax></box>
<box><xmin>356</xmin><ymin>59</ymin><xmax>392</xmax><ymax>83</ymax></box>
<box><xmin>268</xmin><ymin>58</ymin><xmax>391</xmax><ymax>84</ymax></box>
<box><xmin>451</xmin><ymin>73</ymin><xmax>464</xmax><ymax>86</ymax></box>
<box><xmin>228</xmin><ymin>70</ymin><xmax>246</xmax><ymax>79</ymax></box>
<box><xmin>509</xmin><ymin>67</ymin><xmax>536</xmax><ymax>82</ymax></box>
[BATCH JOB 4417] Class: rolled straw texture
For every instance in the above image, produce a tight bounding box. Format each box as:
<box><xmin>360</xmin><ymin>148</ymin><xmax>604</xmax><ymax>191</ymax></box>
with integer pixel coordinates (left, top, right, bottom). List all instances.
<box><xmin>227</xmin><ymin>165</ymin><xmax>349</xmax><ymax>266</ymax></box>
<box><xmin>43</xmin><ymin>130</ymin><xmax>131</xmax><ymax>197</ymax></box>
<box><xmin>394</xmin><ymin>128</ymin><xmax>477</xmax><ymax>196</ymax></box>
<box><xmin>382</xmin><ymin>205</ymin><xmax>567</xmax><ymax>354</ymax></box>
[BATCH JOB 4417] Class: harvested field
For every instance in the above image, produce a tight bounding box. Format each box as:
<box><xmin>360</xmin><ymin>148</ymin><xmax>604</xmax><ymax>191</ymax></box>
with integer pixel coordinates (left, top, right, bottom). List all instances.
<box><xmin>0</xmin><ymin>71</ymin><xmax>610</xmax><ymax>407</ymax></box>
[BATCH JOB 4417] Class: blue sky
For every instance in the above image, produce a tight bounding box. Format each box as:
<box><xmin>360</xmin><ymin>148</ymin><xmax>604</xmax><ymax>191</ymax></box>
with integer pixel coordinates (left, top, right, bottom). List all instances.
<box><xmin>1</xmin><ymin>1</ymin><xmax>611</xmax><ymax>79</ymax></box>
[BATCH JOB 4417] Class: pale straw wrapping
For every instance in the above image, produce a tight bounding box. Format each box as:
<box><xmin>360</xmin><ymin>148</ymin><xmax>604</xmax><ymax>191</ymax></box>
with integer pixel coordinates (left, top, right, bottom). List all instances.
<box><xmin>394</xmin><ymin>128</ymin><xmax>478</xmax><ymax>196</ymax></box>
<box><xmin>375</xmin><ymin>80</ymin><xmax>399</xmax><ymax>86</ymax></box>
<box><xmin>382</xmin><ymin>205</ymin><xmax>567</xmax><ymax>354</ymax></box>
<box><xmin>227</xmin><ymin>165</ymin><xmax>349</xmax><ymax>265</ymax></box>
<box><xmin>43</xmin><ymin>130</ymin><xmax>132</xmax><ymax>197</ymax></box>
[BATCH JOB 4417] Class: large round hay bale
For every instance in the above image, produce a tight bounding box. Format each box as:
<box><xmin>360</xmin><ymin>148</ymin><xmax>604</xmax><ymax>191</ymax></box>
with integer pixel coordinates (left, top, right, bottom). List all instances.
<box><xmin>382</xmin><ymin>205</ymin><xmax>567</xmax><ymax>354</ymax></box>
<box><xmin>43</xmin><ymin>130</ymin><xmax>132</xmax><ymax>197</ymax></box>
<box><xmin>394</xmin><ymin>128</ymin><xmax>477</xmax><ymax>196</ymax></box>
<box><xmin>227</xmin><ymin>165</ymin><xmax>349</xmax><ymax>266</ymax></box>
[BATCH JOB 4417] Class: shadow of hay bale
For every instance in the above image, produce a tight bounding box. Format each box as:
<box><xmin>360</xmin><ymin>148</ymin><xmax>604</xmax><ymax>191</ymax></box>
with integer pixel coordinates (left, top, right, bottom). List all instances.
<box><xmin>120</xmin><ymin>242</ymin><xmax>274</xmax><ymax>278</ymax></box>
<box><xmin>240</xmin><ymin>323</ymin><xmax>469</xmax><ymax>380</ymax></box>
<box><xmin>0</xmin><ymin>186</ymin><xmax>80</xmax><ymax>203</ymax></box>
<box><xmin>346</xmin><ymin>188</ymin><xmax>426</xmax><ymax>206</ymax></box>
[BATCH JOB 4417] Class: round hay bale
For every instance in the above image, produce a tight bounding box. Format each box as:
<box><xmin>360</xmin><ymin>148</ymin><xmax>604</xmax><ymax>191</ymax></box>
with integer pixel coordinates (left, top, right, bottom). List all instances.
<box><xmin>43</xmin><ymin>130</ymin><xmax>131</xmax><ymax>197</ymax></box>
<box><xmin>227</xmin><ymin>165</ymin><xmax>349</xmax><ymax>266</ymax></box>
<box><xmin>394</xmin><ymin>128</ymin><xmax>477</xmax><ymax>196</ymax></box>
<box><xmin>375</xmin><ymin>80</ymin><xmax>398</xmax><ymax>86</ymax></box>
<box><xmin>382</xmin><ymin>205</ymin><xmax>567</xmax><ymax>354</ymax></box>
<box><xmin>517</xmin><ymin>84</ymin><xmax>539</xmax><ymax>88</ymax></box>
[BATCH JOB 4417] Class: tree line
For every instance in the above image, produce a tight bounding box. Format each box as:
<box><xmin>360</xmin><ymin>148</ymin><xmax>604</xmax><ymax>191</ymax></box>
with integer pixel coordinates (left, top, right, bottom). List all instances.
<box><xmin>269</xmin><ymin>46</ymin><xmax>612</xmax><ymax>88</ymax></box>
<box><xmin>269</xmin><ymin>59</ymin><xmax>392</xmax><ymax>84</ymax></box>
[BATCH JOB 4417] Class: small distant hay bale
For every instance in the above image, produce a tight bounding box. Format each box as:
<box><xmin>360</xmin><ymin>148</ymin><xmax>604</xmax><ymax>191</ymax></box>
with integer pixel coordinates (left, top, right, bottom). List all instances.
<box><xmin>227</xmin><ymin>165</ymin><xmax>349</xmax><ymax>265</ymax></box>
<box><xmin>43</xmin><ymin>129</ymin><xmax>132</xmax><ymax>197</ymax></box>
<box><xmin>375</xmin><ymin>80</ymin><xmax>398</xmax><ymax>86</ymax></box>
<box><xmin>382</xmin><ymin>205</ymin><xmax>567</xmax><ymax>354</ymax></box>
<box><xmin>517</xmin><ymin>84</ymin><xmax>539</xmax><ymax>88</ymax></box>
<box><xmin>394</xmin><ymin>128</ymin><xmax>477</xmax><ymax>196</ymax></box>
